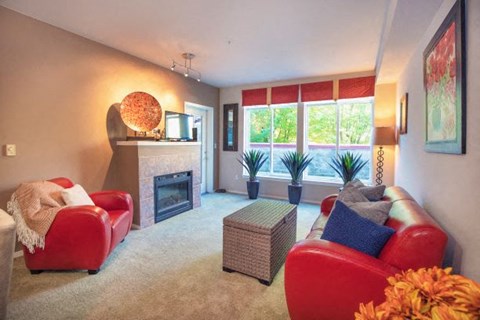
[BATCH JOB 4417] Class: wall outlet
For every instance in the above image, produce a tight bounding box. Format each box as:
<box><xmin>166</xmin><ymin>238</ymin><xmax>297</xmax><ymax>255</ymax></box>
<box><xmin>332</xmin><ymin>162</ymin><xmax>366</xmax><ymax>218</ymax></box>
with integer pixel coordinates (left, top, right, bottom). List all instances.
<box><xmin>5</xmin><ymin>144</ymin><xmax>16</xmax><ymax>156</ymax></box>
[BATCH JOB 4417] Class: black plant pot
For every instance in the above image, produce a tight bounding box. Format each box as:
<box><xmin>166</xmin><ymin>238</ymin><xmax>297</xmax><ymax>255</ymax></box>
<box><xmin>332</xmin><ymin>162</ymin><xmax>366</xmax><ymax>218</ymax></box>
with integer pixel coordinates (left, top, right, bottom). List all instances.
<box><xmin>288</xmin><ymin>184</ymin><xmax>303</xmax><ymax>205</ymax></box>
<box><xmin>246</xmin><ymin>180</ymin><xmax>260</xmax><ymax>199</ymax></box>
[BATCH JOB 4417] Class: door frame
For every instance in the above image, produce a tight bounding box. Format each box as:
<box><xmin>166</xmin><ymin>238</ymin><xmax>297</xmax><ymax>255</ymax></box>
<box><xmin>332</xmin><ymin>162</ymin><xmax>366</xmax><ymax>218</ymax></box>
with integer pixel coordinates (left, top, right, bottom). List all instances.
<box><xmin>185</xmin><ymin>102</ymin><xmax>215</xmax><ymax>193</ymax></box>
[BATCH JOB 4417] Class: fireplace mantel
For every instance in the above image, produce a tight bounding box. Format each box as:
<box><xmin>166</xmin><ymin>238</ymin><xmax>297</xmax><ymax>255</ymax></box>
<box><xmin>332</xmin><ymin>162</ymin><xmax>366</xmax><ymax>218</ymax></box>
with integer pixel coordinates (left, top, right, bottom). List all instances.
<box><xmin>117</xmin><ymin>141</ymin><xmax>201</xmax><ymax>147</ymax></box>
<box><xmin>115</xmin><ymin>141</ymin><xmax>201</xmax><ymax>228</ymax></box>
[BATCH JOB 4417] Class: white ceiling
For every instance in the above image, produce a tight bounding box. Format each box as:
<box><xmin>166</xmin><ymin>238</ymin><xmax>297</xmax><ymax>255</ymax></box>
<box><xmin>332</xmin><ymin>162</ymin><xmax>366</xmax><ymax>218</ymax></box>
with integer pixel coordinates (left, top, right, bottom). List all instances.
<box><xmin>0</xmin><ymin>0</ymin><xmax>443</xmax><ymax>88</ymax></box>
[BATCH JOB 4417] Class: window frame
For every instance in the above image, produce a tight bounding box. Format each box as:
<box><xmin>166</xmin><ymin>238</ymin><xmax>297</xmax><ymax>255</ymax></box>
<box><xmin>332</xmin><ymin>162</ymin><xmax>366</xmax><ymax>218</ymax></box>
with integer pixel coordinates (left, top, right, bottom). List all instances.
<box><xmin>243</xmin><ymin>103</ymin><xmax>297</xmax><ymax>178</ymax></box>
<box><xmin>243</xmin><ymin>97</ymin><xmax>374</xmax><ymax>184</ymax></box>
<box><xmin>304</xmin><ymin>97</ymin><xmax>374</xmax><ymax>184</ymax></box>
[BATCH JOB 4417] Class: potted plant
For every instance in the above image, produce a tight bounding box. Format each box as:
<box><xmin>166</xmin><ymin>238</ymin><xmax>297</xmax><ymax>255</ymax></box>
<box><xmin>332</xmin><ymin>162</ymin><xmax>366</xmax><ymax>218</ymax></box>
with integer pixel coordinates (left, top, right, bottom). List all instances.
<box><xmin>328</xmin><ymin>151</ymin><xmax>368</xmax><ymax>185</ymax></box>
<box><xmin>238</xmin><ymin>149</ymin><xmax>267</xmax><ymax>199</ymax></box>
<box><xmin>280</xmin><ymin>151</ymin><xmax>313</xmax><ymax>204</ymax></box>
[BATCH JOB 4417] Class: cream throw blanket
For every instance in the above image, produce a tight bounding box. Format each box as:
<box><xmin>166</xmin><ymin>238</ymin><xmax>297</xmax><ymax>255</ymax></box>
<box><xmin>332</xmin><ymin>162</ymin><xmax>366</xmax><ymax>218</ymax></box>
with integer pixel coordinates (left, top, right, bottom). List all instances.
<box><xmin>7</xmin><ymin>181</ymin><xmax>65</xmax><ymax>253</ymax></box>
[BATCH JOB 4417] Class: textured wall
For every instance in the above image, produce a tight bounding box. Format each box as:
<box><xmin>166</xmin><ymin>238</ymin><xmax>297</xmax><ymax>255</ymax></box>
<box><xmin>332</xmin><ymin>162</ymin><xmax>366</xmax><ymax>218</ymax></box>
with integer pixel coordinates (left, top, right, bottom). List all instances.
<box><xmin>395</xmin><ymin>0</ymin><xmax>480</xmax><ymax>281</ymax></box>
<box><xmin>0</xmin><ymin>7</ymin><xmax>219</xmax><ymax>211</ymax></box>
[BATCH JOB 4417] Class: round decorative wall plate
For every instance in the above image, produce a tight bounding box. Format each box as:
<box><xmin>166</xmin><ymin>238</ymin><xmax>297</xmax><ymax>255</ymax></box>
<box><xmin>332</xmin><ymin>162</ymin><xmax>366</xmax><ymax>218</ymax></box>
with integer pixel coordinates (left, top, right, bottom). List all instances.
<box><xmin>120</xmin><ymin>92</ymin><xmax>162</xmax><ymax>132</ymax></box>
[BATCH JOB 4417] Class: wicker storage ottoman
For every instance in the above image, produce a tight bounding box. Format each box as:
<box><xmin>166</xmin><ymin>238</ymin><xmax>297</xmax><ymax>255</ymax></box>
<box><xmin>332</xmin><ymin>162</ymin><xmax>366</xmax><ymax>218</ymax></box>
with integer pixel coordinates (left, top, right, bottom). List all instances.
<box><xmin>222</xmin><ymin>199</ymin><xmax>297</xmax><ymax>285</ymax></box>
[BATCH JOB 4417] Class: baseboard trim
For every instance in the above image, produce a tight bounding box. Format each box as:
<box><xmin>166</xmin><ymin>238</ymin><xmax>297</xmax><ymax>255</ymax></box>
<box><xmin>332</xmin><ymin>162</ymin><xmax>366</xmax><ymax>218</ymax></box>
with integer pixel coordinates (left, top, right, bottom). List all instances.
<box><xmin>131</xmin><ymin>224</ymin><xmax>141</xmax><ymax>230</ymax></box>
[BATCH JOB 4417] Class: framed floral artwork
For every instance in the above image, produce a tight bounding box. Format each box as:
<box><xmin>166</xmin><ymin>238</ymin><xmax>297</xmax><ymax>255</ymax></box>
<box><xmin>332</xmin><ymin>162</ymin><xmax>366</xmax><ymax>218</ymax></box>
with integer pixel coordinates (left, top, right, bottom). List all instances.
<box><xmin>423</xmin><ymin>0</ymin><xmax>466</xmax><ymax>154</ymax></box>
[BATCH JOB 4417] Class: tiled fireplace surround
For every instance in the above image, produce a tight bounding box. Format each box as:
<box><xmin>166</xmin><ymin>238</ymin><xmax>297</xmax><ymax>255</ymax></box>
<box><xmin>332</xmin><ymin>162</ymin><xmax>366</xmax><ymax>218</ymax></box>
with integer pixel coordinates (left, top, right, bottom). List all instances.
<box><xmin>116</xmin><ymin>141</ymin><xmax>201</xmax><ymax>228</ymax></box>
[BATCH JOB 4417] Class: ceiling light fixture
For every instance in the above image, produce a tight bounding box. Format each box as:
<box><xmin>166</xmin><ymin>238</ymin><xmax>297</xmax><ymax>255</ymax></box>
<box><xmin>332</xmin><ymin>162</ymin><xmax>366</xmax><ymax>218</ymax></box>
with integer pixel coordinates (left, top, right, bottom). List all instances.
<box><xmin>170</xmin><ymin>53</ymin><xmax>201</xmax><ymax>82</ymax></box>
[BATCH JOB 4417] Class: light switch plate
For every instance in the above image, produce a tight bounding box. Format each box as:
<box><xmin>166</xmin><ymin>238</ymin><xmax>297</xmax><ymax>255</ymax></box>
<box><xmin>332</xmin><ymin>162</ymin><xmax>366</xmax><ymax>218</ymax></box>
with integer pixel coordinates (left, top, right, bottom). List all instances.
<box><xmin>5</xmin><ymin>144</ymin><xmax>16</xmax><ymax>156</ymax></box>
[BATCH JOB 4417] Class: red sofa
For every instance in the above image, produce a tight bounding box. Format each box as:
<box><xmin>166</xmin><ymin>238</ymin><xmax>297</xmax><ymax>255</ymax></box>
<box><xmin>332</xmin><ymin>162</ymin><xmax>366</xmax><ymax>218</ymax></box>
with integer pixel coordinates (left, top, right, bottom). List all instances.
<box><xmin>23</xmin><ymin>177</ymin><xmax>134</xmax><ymax>274</ymax></box>
<box><xmin>284</xmin><ymin>186</ymin><xmax>448</xmax><ymax>320</ymax></box>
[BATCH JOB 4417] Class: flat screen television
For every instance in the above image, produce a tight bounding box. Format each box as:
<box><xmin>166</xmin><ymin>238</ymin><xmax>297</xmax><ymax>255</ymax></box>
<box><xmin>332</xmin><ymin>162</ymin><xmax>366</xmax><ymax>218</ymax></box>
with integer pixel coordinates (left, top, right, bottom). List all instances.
<box><xmin>165</xmin><ymin>111</ymin><xmax>194</xmax><ymax>141</ymax></box>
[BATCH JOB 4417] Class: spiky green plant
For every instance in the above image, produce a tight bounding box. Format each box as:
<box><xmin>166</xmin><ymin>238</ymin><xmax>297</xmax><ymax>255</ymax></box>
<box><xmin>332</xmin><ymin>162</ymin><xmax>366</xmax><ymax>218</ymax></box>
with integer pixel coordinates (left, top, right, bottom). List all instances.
<box><xmin>328</xmin><ymin>151</ymin><xmax>368</xmax><ymax>185</ymax></box>
<box><xmin>280</xmin><ymin>151</ymin><xmax>313</xmax><ymax>185</ymax></box>
<box><xmin>238</xmin><ymin>149</ymin><xmax>268</xmax><ymax>181</ymax></box>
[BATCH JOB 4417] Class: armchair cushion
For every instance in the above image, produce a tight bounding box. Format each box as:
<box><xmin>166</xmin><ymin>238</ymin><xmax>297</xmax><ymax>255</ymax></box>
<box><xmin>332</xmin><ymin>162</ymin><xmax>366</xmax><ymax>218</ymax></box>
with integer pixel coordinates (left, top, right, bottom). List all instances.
<box><xmin>61</xmin><ymin>184</ymin><xmax>95</xmax><ymax>206</ymax></box>
<box><xmin>321</xmin><ymin>201</ymin><xmax>395</xmax><ymax>257</ymax></box>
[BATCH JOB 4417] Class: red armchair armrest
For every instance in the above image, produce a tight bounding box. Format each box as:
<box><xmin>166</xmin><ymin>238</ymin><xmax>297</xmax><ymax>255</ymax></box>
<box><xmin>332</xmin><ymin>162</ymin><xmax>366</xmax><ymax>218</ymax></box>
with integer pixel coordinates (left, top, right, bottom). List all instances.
<box><xmin>89</xmin><ymin>190</ymin><xmax>133</xmax><ymax>213</ymax></box>
<box><xmin>285</xmin><ymin>239</ymin><xmax>400</xmax><ymax>320</ymax></box>
<box><xmin>23</xmin><ymin>206</ymin><xmax>111</xmax><ymax>272</ymax></box>
<box><xmin>320</xmin><ymin>194</ymin><xmax>338</xmax><ymax>216</ymax></box>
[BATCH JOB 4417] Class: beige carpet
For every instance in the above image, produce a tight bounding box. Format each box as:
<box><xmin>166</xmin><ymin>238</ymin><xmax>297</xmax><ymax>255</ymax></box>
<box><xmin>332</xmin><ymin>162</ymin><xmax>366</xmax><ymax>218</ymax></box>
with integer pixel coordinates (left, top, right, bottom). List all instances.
<box><xmin>7</xmin><ymin>193</ymin><xmax>320</xmax><ymax>320</ymax></box>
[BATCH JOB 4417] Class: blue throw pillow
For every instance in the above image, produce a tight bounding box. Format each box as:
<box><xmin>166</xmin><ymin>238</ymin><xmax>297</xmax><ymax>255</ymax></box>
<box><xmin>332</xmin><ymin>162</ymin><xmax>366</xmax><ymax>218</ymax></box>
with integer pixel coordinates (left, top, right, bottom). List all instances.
<box><xmin>321</xmin><ymin>200</ymin><xmax>395</xmax><ymax>257</ymax></box>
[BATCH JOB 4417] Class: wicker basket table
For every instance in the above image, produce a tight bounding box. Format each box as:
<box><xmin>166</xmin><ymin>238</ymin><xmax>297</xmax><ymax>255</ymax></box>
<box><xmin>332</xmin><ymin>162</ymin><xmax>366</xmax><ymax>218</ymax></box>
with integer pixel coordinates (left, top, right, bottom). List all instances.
<box><xmin>222</xmin><ymin>199</ymin><xmax>297</xmax><ymax>285</ymax></box>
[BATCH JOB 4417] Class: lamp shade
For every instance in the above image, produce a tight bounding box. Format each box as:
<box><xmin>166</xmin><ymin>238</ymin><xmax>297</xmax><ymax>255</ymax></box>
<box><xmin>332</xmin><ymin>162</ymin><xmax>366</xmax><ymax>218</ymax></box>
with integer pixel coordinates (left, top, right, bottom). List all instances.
<box><xmin>372</xmin><ymin>126</ymin><xmax>396</xmax><ymax>146</ymax></box>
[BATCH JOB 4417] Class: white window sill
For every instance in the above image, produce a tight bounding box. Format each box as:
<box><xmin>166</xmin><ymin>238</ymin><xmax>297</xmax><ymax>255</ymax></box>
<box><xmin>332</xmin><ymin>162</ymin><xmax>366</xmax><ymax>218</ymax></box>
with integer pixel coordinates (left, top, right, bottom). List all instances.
<box><xmin>243</xmin><ymin>174</ymin><xmax>344</xmax><ymax>188</ymax></box>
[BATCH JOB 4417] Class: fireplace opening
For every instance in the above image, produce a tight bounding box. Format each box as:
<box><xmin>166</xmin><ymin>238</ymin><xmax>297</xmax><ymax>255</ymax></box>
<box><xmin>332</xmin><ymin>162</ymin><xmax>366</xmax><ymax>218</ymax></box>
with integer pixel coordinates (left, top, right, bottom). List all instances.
<box><xmin>154</xmin><ymin>171</ymin><xmax>193</xmax><ymax>223</ymax></box>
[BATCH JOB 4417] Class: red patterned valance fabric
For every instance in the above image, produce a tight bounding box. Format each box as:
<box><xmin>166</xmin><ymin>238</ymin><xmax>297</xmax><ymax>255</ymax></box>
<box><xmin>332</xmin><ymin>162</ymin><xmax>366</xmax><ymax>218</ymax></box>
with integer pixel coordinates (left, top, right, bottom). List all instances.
<box><xmin>300</xmin><ymin>81</ymin><xmax>334</xmax><ymax>102</ymax></box>
<box><xmin>271</xmin><ymin>84</ymin><xmax>299</xmax><ymax>104</ymax></box>
<box><xmin>242</xmin><ymin>88</ymin><xmax>268</xmax><ymax>106</ymax></box>
<box><xmin>338</xmin><ymin>76</ymin><xmax>376</xmax><ymax>99</ymax></box>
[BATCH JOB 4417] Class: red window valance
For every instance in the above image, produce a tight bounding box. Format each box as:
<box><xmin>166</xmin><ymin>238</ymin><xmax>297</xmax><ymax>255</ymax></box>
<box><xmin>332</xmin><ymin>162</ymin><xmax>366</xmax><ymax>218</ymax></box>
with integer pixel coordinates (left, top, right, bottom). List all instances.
<box><xmin>242</xmin><ymin>88</ymin><xmax>267</xmax><ymax>106</ymax></box>
<box><xmin>300</xmin><ymin>81</ymin><xmax>334</xmax><ymax>102</ymax></box>
<box><xmin>338</xmin><ymin>76</ymin><xmax>376</xmax><ymax>99</ymax></box>
<box><xmin>271</xmin><ymin>84</ymin><xmax>299</xmax><ymax>104</ymax></box>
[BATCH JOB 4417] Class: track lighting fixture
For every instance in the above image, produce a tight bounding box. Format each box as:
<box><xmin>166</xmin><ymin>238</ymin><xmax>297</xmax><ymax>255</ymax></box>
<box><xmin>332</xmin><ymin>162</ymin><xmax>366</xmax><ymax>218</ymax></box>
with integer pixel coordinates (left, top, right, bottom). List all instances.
<box><xmin>170</xmin><ymin>53</ymin><xmax>201</xmax><ymax>82</ymax></box>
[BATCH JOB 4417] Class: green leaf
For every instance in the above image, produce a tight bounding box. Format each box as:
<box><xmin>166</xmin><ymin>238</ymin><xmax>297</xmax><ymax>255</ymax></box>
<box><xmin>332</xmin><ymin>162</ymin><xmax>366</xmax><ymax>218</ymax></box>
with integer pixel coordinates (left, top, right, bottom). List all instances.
<box><xmin>237</xmin><ymin>149</ymin><xmax>267</xmax><ymax>181</ymax></box>
<box><xmin>327</xmin><ymin>151</ymin><xmax>368</xmax><ymax>185</ymax></box>
<box><xmin>280</xmin><ymin>151</ymin><xmax>313</xmax><ymax>184</ymax></box>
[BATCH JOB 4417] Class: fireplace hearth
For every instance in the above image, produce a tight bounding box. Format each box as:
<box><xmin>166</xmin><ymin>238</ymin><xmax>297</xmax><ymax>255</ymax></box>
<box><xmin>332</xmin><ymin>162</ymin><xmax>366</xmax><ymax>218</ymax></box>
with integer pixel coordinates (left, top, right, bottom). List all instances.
<box><xmin>154</xmin><ymin>171</ymin><xmax>193</xmax><ymax>223</ymax></box>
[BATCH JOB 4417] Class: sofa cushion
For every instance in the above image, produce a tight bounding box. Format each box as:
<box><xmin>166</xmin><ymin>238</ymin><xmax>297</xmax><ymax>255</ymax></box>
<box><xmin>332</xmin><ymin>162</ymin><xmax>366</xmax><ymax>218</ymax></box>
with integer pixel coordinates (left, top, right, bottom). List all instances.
<box><xmin>358</xmin><ymin>185</ymin><xmax>386</xmax><ymax>201</ymax></box>
<box><xmin>346</xmin><ymin>179</ymin><xmax>385</xmax><ymax>201</ymax></box>
<box><xmin>61</xmin><ymin>184</ymin><xmax>95</xmax><ymax>206</ymax></box>
<box><xmin>337</xmin><ymin>184</ymin><xmax>369</xmax><ymax>203</ymax></box>
<box><xmin>346</xmin><ymin>201</ymin><xmax>392</xmax><ymax>225</ymax></box>
<box><xmin>321</xmin><ymin>201</ymin><xmax>395</xmax><ymax>257</ymax></box>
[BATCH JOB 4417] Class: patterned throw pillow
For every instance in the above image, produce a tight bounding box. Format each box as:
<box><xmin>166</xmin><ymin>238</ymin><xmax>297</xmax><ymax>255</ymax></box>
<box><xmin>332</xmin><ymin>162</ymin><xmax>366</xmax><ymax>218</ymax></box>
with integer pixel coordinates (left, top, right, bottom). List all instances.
<box><xmin>346</xmin><ymin>201</ymin><xmax>392</xmax><ymax>225</ymax></box>
<box><xmin>358</xmin><ymin>185</ymin><xmax>386</xmax><ymax>201</ymax></box>
<box><xmin>346</xmin><ymin>179</ymin><xmax>386</xmax><ymax>201</ymax></box>
<box><xmin>337</xmin><ymin>183</ymin><xmax>369</xmax><ymax>203</ymax></box>
<box><xmin>321</xmin><ymin>200</ymin><xmax>395</xmax><ymax>257</ymax></box>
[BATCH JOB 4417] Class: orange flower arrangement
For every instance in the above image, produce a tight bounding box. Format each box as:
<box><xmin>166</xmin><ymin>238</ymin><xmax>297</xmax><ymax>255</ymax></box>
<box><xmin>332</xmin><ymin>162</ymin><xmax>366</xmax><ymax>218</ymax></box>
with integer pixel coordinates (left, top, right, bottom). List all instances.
<box><xmin>355</xmin><ymin>267</ymin><xmax>480</xmax><ymax>320</ymax></box>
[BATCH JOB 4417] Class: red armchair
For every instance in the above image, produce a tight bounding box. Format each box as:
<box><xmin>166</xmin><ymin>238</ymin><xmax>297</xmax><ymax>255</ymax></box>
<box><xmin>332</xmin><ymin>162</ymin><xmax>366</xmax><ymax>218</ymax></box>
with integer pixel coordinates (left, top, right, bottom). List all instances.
<box><xmin>285</xmin><ymin>186</ymin><xmax>448</xmax><ymax>320</ymax></box>
<box><xmin>23</xmin><ymin>177</ymin><xmax>133</xmax><ymax>275</ymax></box>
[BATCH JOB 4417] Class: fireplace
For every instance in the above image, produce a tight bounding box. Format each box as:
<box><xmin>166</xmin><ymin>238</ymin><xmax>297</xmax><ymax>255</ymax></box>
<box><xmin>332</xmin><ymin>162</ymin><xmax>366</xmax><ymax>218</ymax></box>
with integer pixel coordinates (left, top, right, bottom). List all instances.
<box><xmin>154</xmin><ymin>171</ymin><xmax>193</xmax><ymax>223</ymax></box>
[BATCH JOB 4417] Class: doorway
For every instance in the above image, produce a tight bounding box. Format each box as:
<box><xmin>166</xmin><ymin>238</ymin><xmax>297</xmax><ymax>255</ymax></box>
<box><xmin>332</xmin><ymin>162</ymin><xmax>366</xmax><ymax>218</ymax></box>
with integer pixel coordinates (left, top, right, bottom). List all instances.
<box><xmin>185</xmin><ymin>102</ymin><xmax>214</xmax><ymax>194</ymax></box>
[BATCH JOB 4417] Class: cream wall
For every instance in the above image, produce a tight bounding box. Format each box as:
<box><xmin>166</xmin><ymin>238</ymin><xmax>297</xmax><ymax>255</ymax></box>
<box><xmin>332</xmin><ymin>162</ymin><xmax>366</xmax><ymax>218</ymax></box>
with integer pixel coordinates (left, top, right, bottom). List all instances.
<box><xmin>395</xmin><ymin>0</ymin><xmax>480</xmax><ymax>281</ymax></box>
<box><xmin>219</xmin><ymin>72</ymin><xmax>396</xmax><ymax>204</ymax></box>
<box><xmin>373</xmin><ymin>83</ymin><xmax>397</xmax><ymax>187</ymax></box>
<box><xmin>0</xmin><ymin>7</ymin><xmax>219</xmax><ymax>209</ymax></box>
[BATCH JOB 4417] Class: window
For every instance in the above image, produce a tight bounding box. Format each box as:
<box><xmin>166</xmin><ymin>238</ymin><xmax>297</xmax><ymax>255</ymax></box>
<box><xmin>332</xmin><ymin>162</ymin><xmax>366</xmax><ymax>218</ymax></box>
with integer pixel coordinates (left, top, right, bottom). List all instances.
<box><xmin>243</xmin><ymin>98</ymin><xmax>373</xmax><ymax>183</ymax></box>
<box><xmin>306</xmin><ymin>98</ymin><xmax>373</xmax><ymax>182</ymax></box>
<box><xmin>244</xmin><ymin>104</ymin><xmax>297</xmax><ymax>176</ymax></box>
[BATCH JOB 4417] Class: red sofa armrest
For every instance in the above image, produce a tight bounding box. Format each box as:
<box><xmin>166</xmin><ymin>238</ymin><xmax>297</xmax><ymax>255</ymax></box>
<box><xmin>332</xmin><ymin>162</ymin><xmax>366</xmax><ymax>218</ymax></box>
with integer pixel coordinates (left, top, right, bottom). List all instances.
<box><xmin>23</xmin><ymin>206</ymin><xmax>112</xmax><ymax>271</ymax></box>
<box><xmin>89</xmin><ymin>190</ymin><xmax>133</xmax><ymax>213</ymax></box>
<box><xmin>320</xmin><ymin>194</ymin><xmax>338</xmax><ymax>216</ymax></box>
<box><xmin>285</xmin><ymin>239</ymin><xmax>399</xmax><ymax>320</ymax></box>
